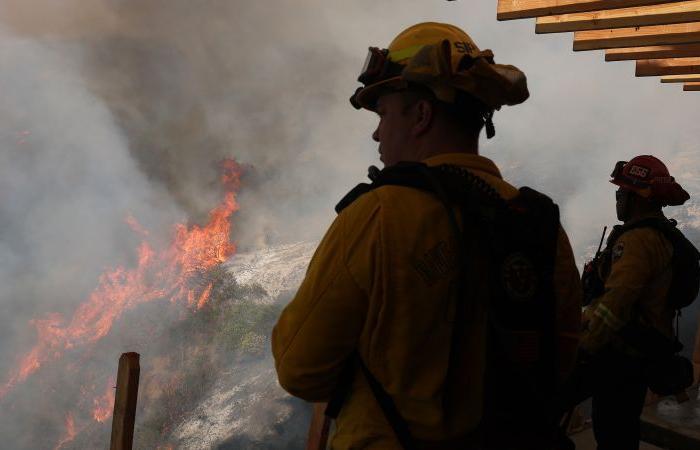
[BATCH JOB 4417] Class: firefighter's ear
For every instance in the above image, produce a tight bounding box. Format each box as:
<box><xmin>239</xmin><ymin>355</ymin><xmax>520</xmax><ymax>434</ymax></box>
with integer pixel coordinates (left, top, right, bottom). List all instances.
<box><xmin>412</xmin><ymin>99</ymin><xmax>435</xmax><ymax>137</ymax></box>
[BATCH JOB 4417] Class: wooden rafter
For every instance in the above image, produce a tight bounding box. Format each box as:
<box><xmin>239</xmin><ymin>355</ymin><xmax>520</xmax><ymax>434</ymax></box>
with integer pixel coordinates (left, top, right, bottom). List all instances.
<box><xmin>573</xmin><ymin>22</ymin><xmax>700</xmax><ymax>50</ymax></box>
<box><xmin>497</xmin><ymin>0</ymin><xmax>684</xmax><ymax>21</ymax></box>
<box><xmin>636</xmin><ymin>56</ymin><xmax>700</xmax><ymax>75</ymax></box>
<box><xmin>495</xmin><ymin>1</ymin><xmax>700</xmax><ymax>95</ymax></box>
<box><xmin>660</xmin><ymin>73</ymin><xmax>700</xmax><ymax>81</ymax></box>
<box><xmin>606</xmin><ymin>43</ymin><xmax>700</xmax><ymax>60</ymax></box>
<box><xmin>536</xmin><ymin>1</ymin><xmax>700</xmax><ymax>33</ymax></box>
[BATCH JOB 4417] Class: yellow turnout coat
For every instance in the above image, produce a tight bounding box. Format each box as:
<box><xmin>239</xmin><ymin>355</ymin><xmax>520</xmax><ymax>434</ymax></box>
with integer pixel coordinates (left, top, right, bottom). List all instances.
<box><xmin>582</xmin><ymin>218</ymin><xmax>674</xmax><ymax>355</ymax></box>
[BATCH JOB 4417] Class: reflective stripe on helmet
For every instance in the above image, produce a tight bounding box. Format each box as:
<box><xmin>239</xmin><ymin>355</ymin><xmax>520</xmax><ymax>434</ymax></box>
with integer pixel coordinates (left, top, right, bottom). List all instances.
<box><xmin>388</xmin><ymin>44</ymin><xmax>425</xmax><ymax>63</ymax></box>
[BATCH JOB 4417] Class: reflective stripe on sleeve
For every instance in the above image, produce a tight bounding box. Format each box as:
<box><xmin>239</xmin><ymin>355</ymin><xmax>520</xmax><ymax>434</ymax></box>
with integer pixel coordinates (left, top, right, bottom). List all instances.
<box><xmin>592</xmin><ymin>304</ymin><xmax>625</xmax><ymax>331</ymax></box>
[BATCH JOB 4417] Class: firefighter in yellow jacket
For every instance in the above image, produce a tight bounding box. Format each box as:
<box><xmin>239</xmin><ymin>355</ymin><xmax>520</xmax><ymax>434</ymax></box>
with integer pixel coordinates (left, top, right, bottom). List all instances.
<box><xmin>272</xmin><ymin>23</ymin><xmax>582</xmax><ymax>449</ymax></box>
<box><xmin>569</xmin><ymin>155</ymin><xmax>695</xmax><ymax>450</ymax></box>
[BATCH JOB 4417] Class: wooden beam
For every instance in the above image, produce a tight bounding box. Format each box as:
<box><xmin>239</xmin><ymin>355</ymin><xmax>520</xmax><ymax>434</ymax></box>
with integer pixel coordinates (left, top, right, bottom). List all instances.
<box><xmin>636</xmin><ymin>56</ymin><xmax>700</xmax><ymax>75</ymax></box>
<box><xmin>641</xmin><ymin>410</ymin><xmax>700</xmax><ymax>449</ymax></box>
<box><xmin>498</xmin><ymin>0</ymin><xmax>684</xmax><ymax>21</ymax></box>
<box><xmin>686</xmin><ymin>81</ymin><xmax>700</xmax><ymax>89</ymax></box>
<box><xmin>537</xmin><ymin>1</ymin><xmax>700</xmax><ymax>33</ymax></box>
<box><xmin>574</xmin><ymin>22</ymin><xmax>700</xmax><ymax>50</ymax></box>
<box><xmin>110</xmin><ymin>353</ymin><xmax>140</xmax><ymax>450</ymax></box>
<box><xmin>694</xmin><ymin>311</ymin><xmax>700</xmax><ymax>384</ymax></box>
<box><xmin>606</xmin><ymin>43</ymin><xmax>700</xmax><ymax>60</ymax></box>
<box><xmin>660</xmin><ymin>73</ymin><xmax>700</xmax><ymax>81</ymax></box>
<box><xmin>305</xmin><ymin>403</ymin><xmax>330</xmax><ymax>450</ymax></box>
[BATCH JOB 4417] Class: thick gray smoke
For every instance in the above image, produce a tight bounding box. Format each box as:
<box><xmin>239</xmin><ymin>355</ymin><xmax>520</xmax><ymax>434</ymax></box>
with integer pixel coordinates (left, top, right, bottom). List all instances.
<box><xmin>0</xmin><ymin>0</ymin><xmax>699</xmax><ymax>447</ymax></box>
<box><xmin>0</xmin><ymin>25</ymin><xmax>182</xmax><ymax>370</ymax></box>
<box><xmin>3</xmin><ymin>1</ymin><xmax>698</xmax><ymax>256</ymax></box>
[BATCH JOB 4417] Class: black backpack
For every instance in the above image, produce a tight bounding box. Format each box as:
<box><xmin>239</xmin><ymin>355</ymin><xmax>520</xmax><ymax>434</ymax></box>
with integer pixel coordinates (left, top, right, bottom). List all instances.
<box><xmin>653</xmin><ymin>219</ymin><xmax>700</xmax><ymax>311</ymax></box>
<box><xmin>329</xmin><ymin>162</ymin><xmax>562</xmax><ymax>449</ymax></box>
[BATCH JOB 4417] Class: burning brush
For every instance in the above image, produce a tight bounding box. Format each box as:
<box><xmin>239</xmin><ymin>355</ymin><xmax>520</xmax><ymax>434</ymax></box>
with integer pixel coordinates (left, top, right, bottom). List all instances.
<box><xmin>1</xmin><ymin>159</ymin><xmax>243</xmax><ymax>448</ymax></box>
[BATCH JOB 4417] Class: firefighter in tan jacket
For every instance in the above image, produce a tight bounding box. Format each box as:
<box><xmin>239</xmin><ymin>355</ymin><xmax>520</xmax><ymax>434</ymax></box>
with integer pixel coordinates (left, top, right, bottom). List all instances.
<box><xmin>272</xmin><ymin>23</ymin><xmax>581</xmax><ymax>449</ymax></box>
<box><xmin>571</xmin><ymin>155</ymin><xmax>695</xmax><ymax>450</ymax></box>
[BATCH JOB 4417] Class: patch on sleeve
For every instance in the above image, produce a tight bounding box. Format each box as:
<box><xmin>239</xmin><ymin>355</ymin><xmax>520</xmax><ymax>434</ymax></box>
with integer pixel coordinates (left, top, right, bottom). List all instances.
<box><xmin>612</xmin><ymin>241</ymin><xmax>625</xmax><ymax>261</ymax></box>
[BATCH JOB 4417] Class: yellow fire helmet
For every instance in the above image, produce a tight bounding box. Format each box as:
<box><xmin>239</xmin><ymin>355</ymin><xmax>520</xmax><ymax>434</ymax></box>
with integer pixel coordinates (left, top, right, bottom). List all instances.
<box><xmin>350</xmin><ymin>22</ymin><xmax>530</xmax><ymax>137</ymax></box>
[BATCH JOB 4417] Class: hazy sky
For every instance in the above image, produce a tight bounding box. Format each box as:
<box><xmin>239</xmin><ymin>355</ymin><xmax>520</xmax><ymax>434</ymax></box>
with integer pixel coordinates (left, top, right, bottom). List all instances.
<box><xmin>0</xmin><ymin>0</ymin><xmax>698</xmax><ymax>398</ymax></box>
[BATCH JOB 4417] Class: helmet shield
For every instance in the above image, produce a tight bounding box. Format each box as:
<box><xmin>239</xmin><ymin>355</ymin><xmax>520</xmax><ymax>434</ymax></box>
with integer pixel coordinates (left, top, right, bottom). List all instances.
<box><xmin>610</xmin><ymin>160</ymin><xmax>627</xmax><ymax>182</ymax></box>
<box><xmin>350</xmin><ymin>47</ymin><xmax>406</xmax><ymax>110</ymax></box>
<box><xmin>358</xmin><ymin>48</ymin><xmax>389</xmax><ymax>85</ymax></box>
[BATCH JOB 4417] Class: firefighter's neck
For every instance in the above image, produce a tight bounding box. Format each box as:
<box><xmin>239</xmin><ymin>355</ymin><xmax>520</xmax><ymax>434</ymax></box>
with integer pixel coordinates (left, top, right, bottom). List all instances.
<box><xmin>411</xmin><ymin>115</ymin><xmax>480</xmax><ymax>161</ymax></box>
<box><xmin>414</xmin><ymin>134</ymin><xmax>479</xmax><ymax>161</ymax></box>
<box><xmin>623</xmin><ymin>199</ymin><xmax>664</xmax><ymax>225</ymax></box>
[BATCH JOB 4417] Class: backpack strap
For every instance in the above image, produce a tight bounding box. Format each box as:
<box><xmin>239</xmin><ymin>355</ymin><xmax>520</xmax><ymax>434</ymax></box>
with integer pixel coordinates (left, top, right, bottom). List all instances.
<box><xmin>335</xmin><ymin>162</ymin><xmax>504</xmax><ymax>214</ymax></box>
<box><xmin>608</xmin><ymin>217</ymin><xmax>677</xmax><ymax>246</ymax></box>
<box><xmin>357</xmin><ymin>356</ymin><xmax>416</xmax><ymax>450</ymax></box>
<box><xmin>335</xmin><ymin>163</ymin><xmax>435</xmax><ymax>214</ymax></box>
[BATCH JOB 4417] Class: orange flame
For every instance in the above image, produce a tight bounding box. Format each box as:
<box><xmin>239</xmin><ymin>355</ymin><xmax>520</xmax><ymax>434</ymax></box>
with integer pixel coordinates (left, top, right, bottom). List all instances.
<box><xmin>54</xmin><ymin>412</ymin><xmax>77</xmax><ymax>450</ymax></box>
<box><xmin>1</xmin><ymin>159</ymin><xmax>242</xmax><ymax>400</ymax></box>
<box><xmin>125</xmin><ymin>213</ymin><xmax>150</xmax><ymax>237</ymax></box>
<box><xmin>196</xmin><ymin>282</ymin><xmax>214</xmax><ymax>310</ymax></box>
<box><xmin>92</xmin><ymin>378</ymin><xmax>116</xmax><ymax>423</ymax></box>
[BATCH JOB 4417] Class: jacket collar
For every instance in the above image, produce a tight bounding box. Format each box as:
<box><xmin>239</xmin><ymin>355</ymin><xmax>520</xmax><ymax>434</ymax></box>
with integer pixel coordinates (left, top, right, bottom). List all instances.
<box><xmin>422</xmin><ymin>153</ymin><xmax>502</xmax><ymax>179</ymax></box>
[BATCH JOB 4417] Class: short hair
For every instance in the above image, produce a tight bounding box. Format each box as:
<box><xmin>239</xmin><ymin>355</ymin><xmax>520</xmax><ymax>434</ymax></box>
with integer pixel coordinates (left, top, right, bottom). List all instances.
<box><xmin>398</xmin><ymin>84</ymin><xmax>491</xmax><ymax>137</ymax></box>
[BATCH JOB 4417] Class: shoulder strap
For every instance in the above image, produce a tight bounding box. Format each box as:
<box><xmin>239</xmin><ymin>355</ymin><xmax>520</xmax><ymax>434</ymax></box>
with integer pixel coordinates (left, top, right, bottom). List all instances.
<box><xmin>357</xmin><ymin>356</ymin><xmax>416</xmax><ymax>450</ymax></box>
<box><xmin>335</xmin><ymin>182</ymin><xmax>373</xmax><ymax>214</ymax></box>
<box><xmin>335</xmin><ymin>163</ymin><xmax>433</xmax><ymax>214</ymax></box>
<box><xmin>609</xmin><ymin>217</ymin><xmax>677</xmax><ymax>246</ymax></box>
<box><xmin>335</xmin><ymin>162</ymin><xmax>504</xmax><ymax>214</ymax></box>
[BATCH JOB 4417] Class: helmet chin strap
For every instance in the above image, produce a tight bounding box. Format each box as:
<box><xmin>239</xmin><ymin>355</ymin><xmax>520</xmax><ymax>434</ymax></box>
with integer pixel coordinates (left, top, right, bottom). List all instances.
<box><xmin>617</xmin><ymin>190</ymin><xmax>634</xmax><ymax>223</ymax></box>
<box><xmin>484</xmin><ymin>111</ymin><xmax>495</xmax><ymax>139</ymax></box>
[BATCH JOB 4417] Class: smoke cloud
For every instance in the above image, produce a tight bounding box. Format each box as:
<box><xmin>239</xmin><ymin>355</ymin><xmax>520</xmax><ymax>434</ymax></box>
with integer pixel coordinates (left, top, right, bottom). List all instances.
<box><xmin>0</xmin><ymin>0</ymin><xmax>699</xmax><ymax>447</ymax></box>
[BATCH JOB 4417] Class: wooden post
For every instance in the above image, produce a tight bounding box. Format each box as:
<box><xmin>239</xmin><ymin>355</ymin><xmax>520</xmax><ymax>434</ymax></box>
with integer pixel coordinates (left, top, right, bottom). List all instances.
<box><xmin>693</xmin><ymin>313</ymin><xmax>700</xmax><ymax>384</ymax></box>
<box><xmin>305</xmin><ymin>403</ymin><xmax>330</xmax><ymax>450</ymax></box>
<box><xmin>110</xmin><ymin>352</ymin><xmax>140</xmax><ymax>450</ymax></box>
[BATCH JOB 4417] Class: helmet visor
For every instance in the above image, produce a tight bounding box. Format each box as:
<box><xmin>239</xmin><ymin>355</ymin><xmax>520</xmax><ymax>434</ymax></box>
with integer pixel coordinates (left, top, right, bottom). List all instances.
<box><xmin>357</xmin><ymin>47</ymin><xmax>405</xmax><ymax>85</ymax></box>
<box><xmin>351</xmin><ymin>47</ymin><xmax>409</xmax><ymax>109</ymax></box>
<box><xmin>358</xmin><ymin>47</ymin><xmax>389</xmax><ymax>85</ymax></box>
<box><xmin>610</xmin><ymin>160</ymin><xmax>627</xmax><ymax>180</ymax></box>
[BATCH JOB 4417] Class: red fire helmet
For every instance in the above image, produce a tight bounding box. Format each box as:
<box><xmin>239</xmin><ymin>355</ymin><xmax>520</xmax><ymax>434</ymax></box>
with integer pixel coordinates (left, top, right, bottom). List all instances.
<box><xmin>610</xmin><ymin>155</ymin><xmax>690</xmax><ymax>206</ymax></box>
